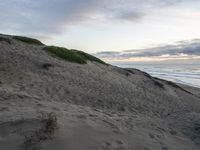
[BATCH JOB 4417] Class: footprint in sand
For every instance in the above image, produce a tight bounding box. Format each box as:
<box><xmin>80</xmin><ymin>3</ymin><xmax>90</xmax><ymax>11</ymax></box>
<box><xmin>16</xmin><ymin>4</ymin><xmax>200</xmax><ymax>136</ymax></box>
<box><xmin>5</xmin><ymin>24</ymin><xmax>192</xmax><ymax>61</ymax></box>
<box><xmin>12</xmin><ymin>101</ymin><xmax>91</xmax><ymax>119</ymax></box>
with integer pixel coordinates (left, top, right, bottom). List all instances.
<box><xmin>102</xmin><ymin>140</ymin><xmax>127</xmax><ymax>150</ymax></box>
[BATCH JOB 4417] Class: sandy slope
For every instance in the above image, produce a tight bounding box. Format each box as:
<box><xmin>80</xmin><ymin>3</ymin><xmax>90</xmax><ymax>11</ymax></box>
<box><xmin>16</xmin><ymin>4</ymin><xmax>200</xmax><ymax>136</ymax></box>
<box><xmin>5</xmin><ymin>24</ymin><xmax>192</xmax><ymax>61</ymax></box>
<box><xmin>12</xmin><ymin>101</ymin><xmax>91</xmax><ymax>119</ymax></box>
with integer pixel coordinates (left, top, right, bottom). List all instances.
<box><xmin>0</xmin><ymin>34</ymin><xmax>200</xmax><ymax>150</ymax></box>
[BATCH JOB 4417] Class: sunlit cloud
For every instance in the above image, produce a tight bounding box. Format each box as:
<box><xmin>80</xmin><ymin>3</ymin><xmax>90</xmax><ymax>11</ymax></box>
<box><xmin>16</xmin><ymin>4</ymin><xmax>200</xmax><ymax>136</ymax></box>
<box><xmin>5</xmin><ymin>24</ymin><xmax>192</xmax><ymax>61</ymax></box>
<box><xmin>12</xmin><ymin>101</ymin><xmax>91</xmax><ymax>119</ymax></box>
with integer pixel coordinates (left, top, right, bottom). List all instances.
<box><xmin>95</xmin><ymin>39</ymin><xmax>200</xmax><ymax>62</ymax></box>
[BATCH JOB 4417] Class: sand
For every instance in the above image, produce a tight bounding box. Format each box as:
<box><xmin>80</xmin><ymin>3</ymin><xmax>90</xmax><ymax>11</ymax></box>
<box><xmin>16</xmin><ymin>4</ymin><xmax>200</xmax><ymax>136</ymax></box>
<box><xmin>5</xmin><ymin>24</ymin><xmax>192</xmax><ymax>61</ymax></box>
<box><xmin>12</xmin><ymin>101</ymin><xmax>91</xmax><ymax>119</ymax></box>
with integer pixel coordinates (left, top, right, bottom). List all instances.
<box><xmin>0</xmin><ymin>34</ymin><xmax>200</xmax><ymax>150</ymax></box>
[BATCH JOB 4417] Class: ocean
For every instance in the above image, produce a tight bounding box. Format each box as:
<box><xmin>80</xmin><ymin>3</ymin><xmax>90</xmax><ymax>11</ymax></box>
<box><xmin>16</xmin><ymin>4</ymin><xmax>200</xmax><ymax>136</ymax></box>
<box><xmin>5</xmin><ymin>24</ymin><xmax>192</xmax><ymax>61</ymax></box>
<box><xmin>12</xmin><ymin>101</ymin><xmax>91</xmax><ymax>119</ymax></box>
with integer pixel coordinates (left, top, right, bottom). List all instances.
<box><xmin>114</xmin><ymin>63</ymin><xmax>200</xmax><ymax>88</ymax></box>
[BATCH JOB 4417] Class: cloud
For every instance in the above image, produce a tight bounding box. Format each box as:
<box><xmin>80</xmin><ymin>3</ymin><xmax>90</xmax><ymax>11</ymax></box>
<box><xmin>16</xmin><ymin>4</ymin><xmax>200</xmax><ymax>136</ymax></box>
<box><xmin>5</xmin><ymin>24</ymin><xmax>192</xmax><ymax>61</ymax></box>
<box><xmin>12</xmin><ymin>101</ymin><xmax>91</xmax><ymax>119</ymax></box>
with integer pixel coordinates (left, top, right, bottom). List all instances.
<box><xmin>95</xmin><ymin>39</ymin><xmax>200</xmax><ymax>60</ymax></box>
<box><xmin>0</xmin><ymin>0</ymin><xmax>105</xmax><ymax>36</ymax></box>
<box><xmin>113</xmin><ymin>11</ymin><xmax>145</xmax><ymax>22</ymax></box>
<box><xmin>0</xmin><ymin>0</ymin><xmax>194</xmax><ymax>38</ymax></box>
<box><xmin>96</xmin><ymin>51</ymin><xmax>120</xmax><ymax>55</ymax></box>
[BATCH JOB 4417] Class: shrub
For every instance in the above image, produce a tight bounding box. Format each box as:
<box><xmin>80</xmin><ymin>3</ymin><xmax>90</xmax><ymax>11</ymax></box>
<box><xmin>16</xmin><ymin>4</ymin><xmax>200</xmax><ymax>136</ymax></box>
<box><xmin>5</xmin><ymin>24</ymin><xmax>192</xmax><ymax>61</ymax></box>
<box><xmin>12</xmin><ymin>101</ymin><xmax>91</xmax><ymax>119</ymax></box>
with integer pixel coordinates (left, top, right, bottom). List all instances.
<box><xmin>44</xmin><ymin>46</ymin><xmax>107</xmax><ymax>65</ymax></box>
<box><xmin>42</xmin><ymin>63</ymin><xmax>54</xmax><ymax>70</ymax></box>
<box><xmin>13</xmin><ymin>36</ymin><xmax>44</xmax><ymax>46</ymax></box>
<box><xmin>44</xmin><ymin>46</ymin><xmax>86</xmax><ymax>64</ymax></box>
<box><xmin>0</xmin><ymin>37</ymin><xmax>11</xmax><ymax>44</ymax></box>
<box><xmin>153</xmin><ymin>80</ymin><xmax>164</xmax><ymax>89</ymax></box>
<box><xmin>73</xmin><ymin>50</ymin><xmax>107</xmax><ymax>65</ymax></box>
<box><xmin>125</xmin><ymin>69</ymin><xmax>135</xmax><ymax>75</ymax></box>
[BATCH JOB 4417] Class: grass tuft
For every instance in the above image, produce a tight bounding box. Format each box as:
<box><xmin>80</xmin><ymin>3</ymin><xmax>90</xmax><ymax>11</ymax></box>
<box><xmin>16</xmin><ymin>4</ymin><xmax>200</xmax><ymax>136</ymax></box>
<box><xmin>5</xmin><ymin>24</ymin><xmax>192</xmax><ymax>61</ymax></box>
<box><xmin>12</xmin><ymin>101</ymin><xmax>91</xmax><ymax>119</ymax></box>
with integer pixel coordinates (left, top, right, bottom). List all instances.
<box><xmin>22</xmin><ymin>113</ymin><xmax>58</xmax><ymax>150</ymax></box>
<box><xmin>13</xmin><ymin>36</ymin><xmax>44</xmax><ymax>46</ymax></box>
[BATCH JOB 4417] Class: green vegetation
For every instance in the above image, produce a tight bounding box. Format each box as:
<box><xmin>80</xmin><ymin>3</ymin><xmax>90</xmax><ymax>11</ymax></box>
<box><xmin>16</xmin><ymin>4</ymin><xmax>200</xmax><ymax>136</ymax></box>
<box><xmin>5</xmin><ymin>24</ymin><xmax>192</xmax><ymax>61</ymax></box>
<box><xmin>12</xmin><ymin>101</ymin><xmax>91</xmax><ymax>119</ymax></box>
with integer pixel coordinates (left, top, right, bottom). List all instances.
<box><xmin>44</xmin><ymin>46</ymin><xmax>86</xmax><ymax>64</ymax></box>
<box><xmin>0</xmin><ymin>37</ymin><xmax>11</xmax><ymax>44</ymax></box>
<box><xmin>12</xmin><ymin>35</ymin><xmax>106</xmax><ymax>65</ymax></box>
<box><xmin>73</xmin><ymin>50</ymin><xmax>107</xmax><ymax>65</ymax></box>
<box><xmin>44</xmin><ymin>46</ymin><xmax>107</xmax><ymax>65</ymax></box>
<box><xmin>13</xmin><ymin>36</ymin><xmax>44</xmax><ymax>46</ymax></box>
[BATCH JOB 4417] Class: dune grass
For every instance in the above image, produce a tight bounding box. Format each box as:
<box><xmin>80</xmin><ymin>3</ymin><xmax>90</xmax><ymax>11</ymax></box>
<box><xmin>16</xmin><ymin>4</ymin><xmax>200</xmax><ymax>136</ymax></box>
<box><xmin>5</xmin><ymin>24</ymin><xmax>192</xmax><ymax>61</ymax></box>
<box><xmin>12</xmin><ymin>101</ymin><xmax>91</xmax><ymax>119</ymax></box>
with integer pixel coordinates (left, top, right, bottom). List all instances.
<box><xmin>13</xmin><ymin>36</ymin><xmax>44</xmax><ymax>46</ymax></box>
<box><xmin>44</xmin><ymin>46</ymin><xmax>107</xmax><ymax>65</ymax></box>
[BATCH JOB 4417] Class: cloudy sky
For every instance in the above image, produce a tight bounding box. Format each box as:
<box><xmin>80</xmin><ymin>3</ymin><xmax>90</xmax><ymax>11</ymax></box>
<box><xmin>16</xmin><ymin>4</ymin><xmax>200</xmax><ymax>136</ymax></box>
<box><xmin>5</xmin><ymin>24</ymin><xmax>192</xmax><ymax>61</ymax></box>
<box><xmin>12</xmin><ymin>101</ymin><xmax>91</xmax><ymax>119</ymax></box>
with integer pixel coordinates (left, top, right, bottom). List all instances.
<box><xmin>0</xmin><ymin>0</ymin><xmax>200</xmax><ymax>63</ymax></box>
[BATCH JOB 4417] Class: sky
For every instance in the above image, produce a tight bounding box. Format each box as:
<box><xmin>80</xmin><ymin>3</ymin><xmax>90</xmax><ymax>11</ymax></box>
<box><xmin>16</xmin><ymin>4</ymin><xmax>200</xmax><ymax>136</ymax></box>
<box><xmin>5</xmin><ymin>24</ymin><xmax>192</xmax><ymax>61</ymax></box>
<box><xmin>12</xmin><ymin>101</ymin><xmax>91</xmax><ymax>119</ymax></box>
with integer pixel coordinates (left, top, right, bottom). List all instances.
<box><xmin>0</xmin><ymin>0</ymin><xmax>200</xmax><ymax>63</ymax></box>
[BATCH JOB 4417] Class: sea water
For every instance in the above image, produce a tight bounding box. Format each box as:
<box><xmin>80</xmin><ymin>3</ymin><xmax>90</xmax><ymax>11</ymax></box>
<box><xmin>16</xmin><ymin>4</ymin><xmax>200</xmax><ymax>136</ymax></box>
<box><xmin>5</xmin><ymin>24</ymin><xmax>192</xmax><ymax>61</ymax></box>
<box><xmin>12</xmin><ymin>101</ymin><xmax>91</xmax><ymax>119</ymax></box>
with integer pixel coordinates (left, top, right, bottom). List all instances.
<box><xmin>115</xmin><ymin>63</ymin><xmax>200</xmax><ymax>88</ymax></box>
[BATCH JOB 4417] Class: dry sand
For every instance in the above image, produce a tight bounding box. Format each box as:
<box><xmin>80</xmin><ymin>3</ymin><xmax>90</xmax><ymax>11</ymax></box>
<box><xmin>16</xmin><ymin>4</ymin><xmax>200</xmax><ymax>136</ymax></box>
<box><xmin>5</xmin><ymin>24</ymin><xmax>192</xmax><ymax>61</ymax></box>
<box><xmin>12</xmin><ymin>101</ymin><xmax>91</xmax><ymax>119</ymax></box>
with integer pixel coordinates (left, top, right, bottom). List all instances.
<box><xmin>0</xmin><ymin>34</ymin><xmax>200</xmax><ymax>150</ymax></box>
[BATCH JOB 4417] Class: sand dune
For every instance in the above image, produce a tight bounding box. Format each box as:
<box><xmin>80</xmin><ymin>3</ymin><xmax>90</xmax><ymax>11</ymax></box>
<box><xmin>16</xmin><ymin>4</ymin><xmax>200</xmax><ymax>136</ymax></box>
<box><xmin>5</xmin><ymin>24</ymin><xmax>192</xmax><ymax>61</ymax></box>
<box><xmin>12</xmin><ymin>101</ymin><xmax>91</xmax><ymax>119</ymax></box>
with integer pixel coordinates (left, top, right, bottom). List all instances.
<box><xmin>0</xmin><ymin>34</ymin><xmax>200</xmax><ymax>150</ymax></box>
